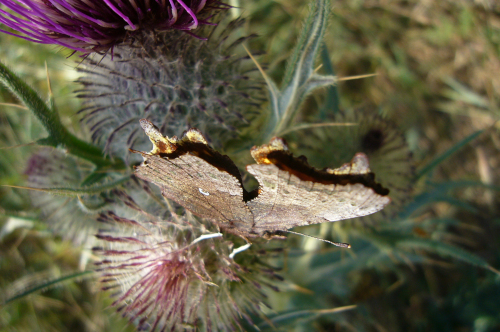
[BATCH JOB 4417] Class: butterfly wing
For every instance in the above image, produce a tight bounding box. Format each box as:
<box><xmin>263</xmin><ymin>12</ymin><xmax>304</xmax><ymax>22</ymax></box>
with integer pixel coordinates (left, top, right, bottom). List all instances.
<box><xmin>246</xmin><ymin>139</ymin><xmax>390</xmax><ymax>236</ymax></box>
<box><xmin>134</xmin><ymin>120</ymin><xmax>254</xmax><ymax>236</ymax></box>
<box><xmin>136</xmin><ymin>153</ymin><xmax>252</xmax><ymax>224</ymax></box>
<box><xmin>135</xmin><ymin>120</ymin><xmax>390</xmax><ymax>239</ymax></box>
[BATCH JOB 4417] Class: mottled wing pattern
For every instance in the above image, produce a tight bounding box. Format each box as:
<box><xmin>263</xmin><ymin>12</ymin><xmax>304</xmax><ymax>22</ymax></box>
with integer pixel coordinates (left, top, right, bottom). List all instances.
<box><xmin>247</xmin><ymin>138</ymin><xmax>390</xmax><ymax>236</ymax></box>
<box><xmin>246</xmin><ymin>162</ymin><xmax>390</xmax><ymax>234</ymax></box>
<box><xmin>134</xmin><ymin>119</ymin><xmax>390</xmax><ymax>240</ymax></box>
<box><xmin>135</xmin><ymin>153</ymin><xmax>252</xmax><ymax>226</ymax></box>
<box><xmin>133</xmin><ymin>119</ymin><xmax>253</xmax><ymax>233</ymax></box>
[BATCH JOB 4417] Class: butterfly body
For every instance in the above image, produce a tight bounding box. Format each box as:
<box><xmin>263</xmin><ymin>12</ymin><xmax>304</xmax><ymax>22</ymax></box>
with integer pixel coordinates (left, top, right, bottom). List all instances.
<box><xmin>134</xmin><ymin>119</ymin><xmax>391</xmax><ymax>239</ymax></box>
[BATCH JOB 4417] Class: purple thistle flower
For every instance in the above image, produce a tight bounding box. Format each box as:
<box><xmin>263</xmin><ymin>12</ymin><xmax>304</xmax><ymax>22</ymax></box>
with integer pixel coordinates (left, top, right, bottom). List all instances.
<box><xmin>94</xmin><ymin>187</ymin><xmax>282</xmax><ymax>331</ymax></box>
<box><xmin>0</xmin><ymin>0</ymin><xmax>223</xmax><ymax>53</ymax></box>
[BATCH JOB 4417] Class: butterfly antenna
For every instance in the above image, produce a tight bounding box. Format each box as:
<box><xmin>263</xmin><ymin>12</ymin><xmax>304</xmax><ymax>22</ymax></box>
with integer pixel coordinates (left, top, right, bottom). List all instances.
<box><xmin>283</xmin><ymin>230</ymin><xmax>351</xmax><ymax>248</ymax></box>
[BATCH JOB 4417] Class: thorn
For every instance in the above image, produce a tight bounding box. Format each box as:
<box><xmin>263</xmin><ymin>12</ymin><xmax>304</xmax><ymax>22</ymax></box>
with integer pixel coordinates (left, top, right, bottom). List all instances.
<box><xmin>338</xmin><ymin>73</ymin><xmax>378</xmax><ymax>81</ymax></box>
<box><xmin>45</xmin><ymin>61</ymin><xmax>53</xmax><ymax>97</ymax></box>
<box><xmin>242</xmin><ymin>44</ymin><xmax>275</xmax><ymax>97</ymax></box>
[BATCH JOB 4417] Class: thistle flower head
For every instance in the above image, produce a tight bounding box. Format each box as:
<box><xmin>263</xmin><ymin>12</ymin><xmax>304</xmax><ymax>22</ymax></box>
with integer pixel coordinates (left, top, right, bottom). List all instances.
<box><xmin>77</xmin><ymin>18</ymin><xmax>262</xmax><ymax>162</ymax></box>
<box><xmin>94</xmin><ymin>186</ymin><xmax>281</xmax><ymax>331</ymax></box>
<box><xmin>0</xmin><ymin>0</ymin><xmax>221</xmax><ymax>53</ymax></box>
<box><xmin>24</xmin><ymin>148</ymin><xmax>102</xmax><ymax>245</ymax></box>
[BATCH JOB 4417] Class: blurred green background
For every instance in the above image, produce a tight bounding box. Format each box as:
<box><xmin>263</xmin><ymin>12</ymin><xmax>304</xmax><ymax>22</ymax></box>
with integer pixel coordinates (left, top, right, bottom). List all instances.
<box><xmin>1</xmin><ymin>1</ymin><xmax>499</xmax><ymax>331</ymax></box>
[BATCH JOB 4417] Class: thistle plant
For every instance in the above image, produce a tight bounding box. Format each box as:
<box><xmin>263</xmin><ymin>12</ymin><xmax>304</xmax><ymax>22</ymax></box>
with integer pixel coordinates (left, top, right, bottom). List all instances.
<box><xmin>0</xmin><ymin>0</ymin><xmax>221</xmax><ymax>53</ymax></box>
<box><xmin>1</xmin><ymin>0</ymin><xmax>279</xmax><ymax>329</ymax></box>
<box><xmin>94</xmin><ymin>184</ymin><xmax>281</xmax><ymax>331</ymax></box>
<box><xmin>77</xmin><ymin>17</ymin><xmax>262</xmax><ymax>161</ymax></box>
<box><xmin>1</xmin><ymin>0</ymin><xmax>499</xmax><ymax>331</ymax></box>
<box><xmin>24</xmin><ymin>148</ymin><xmax>103</xmax><ymax>245</ymax></box>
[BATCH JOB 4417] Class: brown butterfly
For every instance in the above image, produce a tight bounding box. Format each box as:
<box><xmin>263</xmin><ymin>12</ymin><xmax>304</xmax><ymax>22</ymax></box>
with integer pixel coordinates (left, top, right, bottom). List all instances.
<box><xmin>133</xmin><ymin>119</ymin><xmax>390</xmax><ymax>242</ymax></box>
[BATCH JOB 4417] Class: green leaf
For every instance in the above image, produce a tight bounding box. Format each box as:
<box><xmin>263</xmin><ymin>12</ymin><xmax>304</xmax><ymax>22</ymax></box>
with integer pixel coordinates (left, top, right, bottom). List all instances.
<box><xmin>319</xmin><ymin>45</ymin><xmax>340</xmax><ymax>117</ymax></box>
<box><xmin>427</xmin><ymin>180</ymin><xmax>500</xmax><ymax>191</ymax></box>
<box><xmin>398</xmin><ymin>180</ymin><xmax>500</xmax><ymax>219</ymax></box>
<box><xmin>305</xmin><ymin>247</ymin><xmax>392</xmax><ymax>283</ymax></box>
<box><xmin>415</xmin><ymin>129</ymin><xmax>484</xmax><ymax>179</ymax></box>
<box><xmin>442</xmin><ymin>77</ymin><xmax>490</xmax><ymax>108</ymax></box>
<box><xmin>262</xmin><ymin>0</ymin><xmax>336</xmax><ymax>140</ymax></box>
<box><xmin>257</xmin><ymin>305</ymin><xmax>357</xmax><ymax>329</ymax></box>
<box><xmin>0</xmin><ymin>61</ymin><xmax>125</xmax><ymax>170</ymax></box>
<box><xmin>395</xmin><ymin>237</ymin><xmax>499</xmax><ymax>274</ymax></box>
<box><xmin>3</xmin><ymin>270</ymin><xmax>95</xmax><ymax>305</ymax></box>
<box><xmin>304</xmin><ymin>74</ymin><xmax>337</xmax><ymax>95</ymax></box>
<box><xmin>0</xmin><ymin>61</ymin><xmax>62</xmax><ymax>141</ymax></box>
<box><xmin>281</xmin><ymin>0</ymin><xmax>330</xmax><ymax>89</ymax></box>
<box><xmin>80</xmin><ymin>170</ymin><xmax>111</xmax><ymax>187</ymax></box>
<box><xmin>354</xmin><ymin>229</ymin><xmax>500</xmax><ymax>275</ymax></box>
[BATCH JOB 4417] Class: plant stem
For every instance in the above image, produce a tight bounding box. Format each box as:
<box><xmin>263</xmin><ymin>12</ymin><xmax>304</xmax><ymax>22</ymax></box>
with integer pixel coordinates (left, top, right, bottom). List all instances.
<box><xmin>0</xmin><ymin>61</ymin><xmax>125</xmax><ymax>170</ymax></box>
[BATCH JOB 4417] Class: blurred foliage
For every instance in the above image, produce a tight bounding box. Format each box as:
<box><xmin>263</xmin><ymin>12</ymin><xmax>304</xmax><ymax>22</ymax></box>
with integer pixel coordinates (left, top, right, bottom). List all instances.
<box><xmin>1</xmin><ymin>0</ymin><xmax>500</xmax><ymax>331</ymax></box>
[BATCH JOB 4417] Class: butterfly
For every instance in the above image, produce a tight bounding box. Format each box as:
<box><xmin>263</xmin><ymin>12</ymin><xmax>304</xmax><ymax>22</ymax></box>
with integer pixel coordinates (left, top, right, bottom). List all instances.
<box><xmin>133</xmin><ymin>119</ymin><xmax>390</xmax><ymax>241</ymax></box>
